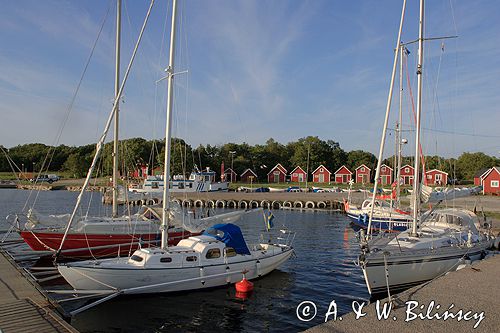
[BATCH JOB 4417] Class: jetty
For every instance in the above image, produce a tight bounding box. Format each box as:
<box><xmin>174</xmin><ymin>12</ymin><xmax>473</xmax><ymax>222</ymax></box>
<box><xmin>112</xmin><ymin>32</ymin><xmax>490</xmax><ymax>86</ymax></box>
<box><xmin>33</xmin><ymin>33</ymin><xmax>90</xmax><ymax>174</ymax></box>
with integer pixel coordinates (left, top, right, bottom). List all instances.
<box><xmin>0</xmin><ymin>249</ymin><xmax>78</xmax><ymax>333</ymax></box>
<box><xmin>306</xmin><ymin>254</ymin><xmax>500</xmax><ymax>333</ymax></box>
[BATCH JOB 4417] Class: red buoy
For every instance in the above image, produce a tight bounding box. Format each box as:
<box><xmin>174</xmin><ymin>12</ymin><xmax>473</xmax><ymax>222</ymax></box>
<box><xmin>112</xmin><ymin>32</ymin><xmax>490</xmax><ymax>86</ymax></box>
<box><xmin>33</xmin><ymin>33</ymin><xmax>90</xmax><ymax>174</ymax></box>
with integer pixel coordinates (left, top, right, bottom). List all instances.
<box><xmin>235</xmin><ymin>277</ymin><xmax>254</xmax><ymax>293</ymax></box>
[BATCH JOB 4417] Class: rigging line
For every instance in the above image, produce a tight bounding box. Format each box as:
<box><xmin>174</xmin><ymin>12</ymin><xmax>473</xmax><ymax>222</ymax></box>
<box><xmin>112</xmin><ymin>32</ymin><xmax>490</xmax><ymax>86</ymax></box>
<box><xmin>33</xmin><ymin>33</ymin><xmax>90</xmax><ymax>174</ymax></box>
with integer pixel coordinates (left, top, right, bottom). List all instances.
<box><xmin>24</xmin><ymin>0</ymin><xmax>113</xmax><ymax>213</ymax></box>
<box><xmin>386</xmin><ymin>127</ymin><xmax>500</xmax><ymax>139</ymax></box>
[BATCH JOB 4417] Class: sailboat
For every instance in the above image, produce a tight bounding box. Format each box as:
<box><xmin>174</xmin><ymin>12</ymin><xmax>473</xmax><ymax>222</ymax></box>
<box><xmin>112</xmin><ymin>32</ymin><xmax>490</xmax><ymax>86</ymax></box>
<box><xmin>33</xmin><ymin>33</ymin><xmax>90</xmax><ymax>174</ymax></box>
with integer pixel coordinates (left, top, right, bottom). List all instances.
<box><xmin>358</xmin><ymin>0</ymin><xmax>493</xmax><ymax>296</ymax></box>
<box><xmin>15</xmin><ymin>0</ymin><xmax>199</xmax><ymax>258</ymax></box>
<box><xmin>57</xmin><ymin>0</ymin><xmax>293</xmax><ymax>294</ymax></box>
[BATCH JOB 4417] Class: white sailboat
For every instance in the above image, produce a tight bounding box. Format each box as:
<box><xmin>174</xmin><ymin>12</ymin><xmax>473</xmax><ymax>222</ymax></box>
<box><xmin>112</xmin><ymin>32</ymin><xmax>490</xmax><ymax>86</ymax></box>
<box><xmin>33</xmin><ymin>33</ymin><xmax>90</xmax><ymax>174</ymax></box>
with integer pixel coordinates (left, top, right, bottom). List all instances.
<box><xmin>57</xmin><ymin>0</ymin><xmax>293</xmax><ymax>295</ymax></box>
<box><xmin>358</xmin><ymin>0</ymin><xmax>493</xmax><ymax>297</ymax></box>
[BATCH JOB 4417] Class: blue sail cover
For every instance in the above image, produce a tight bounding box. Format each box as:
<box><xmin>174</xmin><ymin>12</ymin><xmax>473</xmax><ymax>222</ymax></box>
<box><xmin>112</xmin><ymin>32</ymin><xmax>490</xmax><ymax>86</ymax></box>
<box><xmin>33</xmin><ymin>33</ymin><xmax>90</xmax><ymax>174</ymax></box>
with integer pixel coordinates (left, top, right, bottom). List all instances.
<box><xmin>203</xmin><ymin>223</ymin><xmax>251</xmax><ymax>255</ymax></box>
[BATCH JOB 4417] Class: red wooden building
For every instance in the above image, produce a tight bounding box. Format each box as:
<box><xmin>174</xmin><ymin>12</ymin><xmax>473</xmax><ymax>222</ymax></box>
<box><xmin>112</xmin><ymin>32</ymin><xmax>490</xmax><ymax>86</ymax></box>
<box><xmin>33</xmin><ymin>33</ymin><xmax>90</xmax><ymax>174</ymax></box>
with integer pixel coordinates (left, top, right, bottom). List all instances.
<box><xmin>400</xmin><ymin>164</ymin><xmax>414</xmax><ymax>185</ymax></box>
<box><xmin>224</xmin><ymin>168</ymin><xmax>237</xmax><ymax>183</ymax></box>
<box><xmin>334</xmin><ymin>165</ymin><xmax>352</xmax><ymax>184</ymax></box>
<box><xmin>425</xmin><ymin>169</ymin><xmax>448</xmax><ymax>186</ymax></box>
<box><xmin>240</xmin><ymin>169</ymin><xmax>258</xmax><ymax>183</ymax></box>
<box><xmin>474</xmin><ymin>168</ymin><xmax>490</xmax><ymax>186</ymax></box>
<box><xmin>267</xmin><ymin>164</ymin><xmax>287</xmax><ymax>183</ymax></box>
<box><xmin>290</xmin><ymin>166</ymin><xmax>307</xmax><ymax>183</ymax></box>
<box><xmin>482</xmin><ymin>167</ymin><xmax>500</xmax><ymax>195</ymax></box>
<box><xmin>312</xmin><ymin>165</ymin><xmax>331</xmax><ymax>183</ymax></box>
<box><xmin>378</xmin><ymin>164</ymin><xmax>393</xmax><ymax>185</ymax></box>
<box><xmin>355</xmin><ymin>164</ymin><xmax>371</xmax><ymax>184</ymax></box>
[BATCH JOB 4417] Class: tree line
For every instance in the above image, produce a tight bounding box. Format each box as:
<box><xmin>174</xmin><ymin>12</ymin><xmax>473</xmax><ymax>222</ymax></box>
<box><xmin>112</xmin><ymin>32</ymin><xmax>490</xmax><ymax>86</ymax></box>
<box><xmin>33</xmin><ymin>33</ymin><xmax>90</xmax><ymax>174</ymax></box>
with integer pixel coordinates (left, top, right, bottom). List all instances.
<box><xmin>1</xmin><ymin>137</ymin><xmax>498</xmax><ymax>182</ymax></box>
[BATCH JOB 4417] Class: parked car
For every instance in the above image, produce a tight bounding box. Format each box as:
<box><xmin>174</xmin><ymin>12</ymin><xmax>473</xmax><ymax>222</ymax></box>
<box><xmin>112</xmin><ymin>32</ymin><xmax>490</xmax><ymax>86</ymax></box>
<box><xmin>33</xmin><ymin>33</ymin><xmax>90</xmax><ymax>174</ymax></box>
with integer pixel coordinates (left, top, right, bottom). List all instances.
<box><xmin>254</xmin><ymin>187</ymin><xmax>270</xmax><ymax>192</ymax></box>
<box><xmin>30</xmin><ymin>174</ymin><xmax>60</xmax><ymax>184</ymax></box>
<box><xmin>286</xmin><ymin>186</ymin><xmax>302</xmax><ymax>193</ymax></box>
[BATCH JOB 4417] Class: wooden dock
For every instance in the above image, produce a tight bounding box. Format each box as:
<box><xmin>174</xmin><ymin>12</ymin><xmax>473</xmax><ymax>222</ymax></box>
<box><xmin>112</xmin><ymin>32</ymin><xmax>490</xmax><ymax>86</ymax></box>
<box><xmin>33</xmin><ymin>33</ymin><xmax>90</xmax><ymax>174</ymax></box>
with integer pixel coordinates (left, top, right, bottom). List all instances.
<box><xmin>0</xmin><ymin>249</ymin><xmax>78</xmax><ymax>333</ymax></box>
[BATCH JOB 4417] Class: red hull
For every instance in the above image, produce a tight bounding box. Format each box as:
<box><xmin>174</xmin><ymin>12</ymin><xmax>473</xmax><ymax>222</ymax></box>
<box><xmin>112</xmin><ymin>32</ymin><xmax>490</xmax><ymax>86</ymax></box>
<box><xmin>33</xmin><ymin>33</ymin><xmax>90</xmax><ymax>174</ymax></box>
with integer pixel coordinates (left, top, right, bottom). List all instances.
<box><xmin>20</xmin><ymin>230</ymin><xmax>198</xmax><ymax>258</ymax></box>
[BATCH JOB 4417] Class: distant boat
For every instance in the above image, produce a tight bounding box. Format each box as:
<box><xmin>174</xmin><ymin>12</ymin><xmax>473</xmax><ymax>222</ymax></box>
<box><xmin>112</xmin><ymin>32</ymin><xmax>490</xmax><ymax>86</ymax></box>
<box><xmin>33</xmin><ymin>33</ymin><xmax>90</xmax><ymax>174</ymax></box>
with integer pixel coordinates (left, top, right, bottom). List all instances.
<box><xmin>130</xmin><ymin>168</ymin><xmax>228</xmax><ymax>194</ymax></box>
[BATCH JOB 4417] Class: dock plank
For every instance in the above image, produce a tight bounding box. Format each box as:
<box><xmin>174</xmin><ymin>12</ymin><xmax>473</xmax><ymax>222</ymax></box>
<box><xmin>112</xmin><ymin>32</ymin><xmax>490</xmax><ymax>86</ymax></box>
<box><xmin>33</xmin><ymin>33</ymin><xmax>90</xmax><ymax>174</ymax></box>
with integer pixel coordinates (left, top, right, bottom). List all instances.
<box><xmin>0</xmin><ymin>250</ymin><xmax>78</xmax><ymax>333</ymax></box>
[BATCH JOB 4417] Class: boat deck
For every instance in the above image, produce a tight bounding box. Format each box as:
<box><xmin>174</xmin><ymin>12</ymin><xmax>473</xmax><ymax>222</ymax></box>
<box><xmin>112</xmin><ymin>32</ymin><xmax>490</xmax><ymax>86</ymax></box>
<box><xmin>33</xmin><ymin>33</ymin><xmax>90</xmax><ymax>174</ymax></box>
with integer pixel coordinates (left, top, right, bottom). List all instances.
<box><xmin>0</xmin><ymin>249</ymin><xmax>78</xmax><ymax>333</ymax></box>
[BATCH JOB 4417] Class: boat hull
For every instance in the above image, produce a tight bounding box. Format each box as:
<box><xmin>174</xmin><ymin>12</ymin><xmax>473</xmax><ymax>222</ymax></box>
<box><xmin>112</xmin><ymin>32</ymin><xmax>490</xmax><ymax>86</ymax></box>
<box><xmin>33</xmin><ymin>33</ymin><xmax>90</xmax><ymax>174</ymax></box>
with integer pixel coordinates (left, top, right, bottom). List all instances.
<box><xmin>58</xmin><ymin>248</ymin><xmax>293</xmax><ymax>293</ymax></box>
<box><xmin>19</xmin><ymin>230</ymin><xmax>196</xmax><ymax>258</ymax></box>
<box><xmin>346</xmin><ymin>212</ymin><xmax>412</xmax><ymax>232</ymax></box>
<box><xmin>360</xmin><ymin>245</ymin><xmax>488</xmax><ymax>295</ymax></box>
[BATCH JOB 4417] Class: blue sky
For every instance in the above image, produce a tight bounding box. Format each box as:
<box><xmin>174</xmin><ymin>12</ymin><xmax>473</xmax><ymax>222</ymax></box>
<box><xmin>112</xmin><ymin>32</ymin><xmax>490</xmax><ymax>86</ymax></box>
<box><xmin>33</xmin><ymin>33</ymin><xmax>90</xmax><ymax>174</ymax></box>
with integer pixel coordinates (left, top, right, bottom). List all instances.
<box><xmin>0</xmin><ymin>0</ymin><xmax>499</xmax><ymax>159</ymax></box>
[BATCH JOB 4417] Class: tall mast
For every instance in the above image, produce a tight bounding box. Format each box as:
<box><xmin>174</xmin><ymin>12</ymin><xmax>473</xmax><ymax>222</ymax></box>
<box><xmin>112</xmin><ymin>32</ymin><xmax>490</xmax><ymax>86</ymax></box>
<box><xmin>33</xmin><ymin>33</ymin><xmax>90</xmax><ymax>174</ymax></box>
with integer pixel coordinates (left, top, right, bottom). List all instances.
<box><xmin>366</xmin><ymin>0</ymin><xmax>407</xmax><ymax>236</ymax></box>
<box><xmin>395</xmin><ymin>43</ymin><xmax>404</xmax><ymax>208</ymax></box>
<box><xmin>112</xmin><ymin>0</ymin><xmax>121</xmax><ymax>217</ymax></box>
<box><xmin>161</xmin><ymin>0</ymin><xmax>178</xmax><ymax>249</ymax></box>
<box><xmin>411</xmin><ymin>0</ymin><xmax>424</xmax><ymax>236</ymax></box>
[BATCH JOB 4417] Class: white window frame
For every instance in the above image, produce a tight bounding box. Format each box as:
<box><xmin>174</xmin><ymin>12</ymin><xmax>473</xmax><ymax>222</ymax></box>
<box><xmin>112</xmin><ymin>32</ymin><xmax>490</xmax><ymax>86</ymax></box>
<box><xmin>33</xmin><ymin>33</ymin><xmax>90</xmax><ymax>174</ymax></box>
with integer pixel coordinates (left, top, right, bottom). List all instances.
<box><xmin>491</xmin><ymin>180</ymin><xmax>499</xmax><ymax>188</ymax></box>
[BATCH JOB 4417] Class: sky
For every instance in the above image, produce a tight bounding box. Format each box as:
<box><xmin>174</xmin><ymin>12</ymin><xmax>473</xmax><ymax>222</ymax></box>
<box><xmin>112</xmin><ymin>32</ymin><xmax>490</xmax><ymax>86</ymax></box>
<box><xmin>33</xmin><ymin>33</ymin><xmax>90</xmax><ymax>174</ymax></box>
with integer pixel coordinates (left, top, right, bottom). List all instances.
<box><xmin>0</xmin><ymin>0</ymin><xmax>499</xmax><ymax>160</ymax></box>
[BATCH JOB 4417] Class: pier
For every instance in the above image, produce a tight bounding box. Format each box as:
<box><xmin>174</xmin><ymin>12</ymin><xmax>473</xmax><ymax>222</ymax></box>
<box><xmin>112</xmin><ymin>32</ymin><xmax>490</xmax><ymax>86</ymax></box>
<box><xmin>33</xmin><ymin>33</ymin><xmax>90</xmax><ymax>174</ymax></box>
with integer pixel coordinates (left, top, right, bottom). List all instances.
<box><xmin>112</xmin><ymin>191</ymin><xmax>348</xmax><ymax>211</ymax></box>
<box><xmin>0</xmin><ymin>249</ymin><xmax>78</xmax><ymax>333</ymax></box>
<box><xmin>305</xmin><ymin>254</ymin><xmax>500</xmax><ymax>333</ymax></box>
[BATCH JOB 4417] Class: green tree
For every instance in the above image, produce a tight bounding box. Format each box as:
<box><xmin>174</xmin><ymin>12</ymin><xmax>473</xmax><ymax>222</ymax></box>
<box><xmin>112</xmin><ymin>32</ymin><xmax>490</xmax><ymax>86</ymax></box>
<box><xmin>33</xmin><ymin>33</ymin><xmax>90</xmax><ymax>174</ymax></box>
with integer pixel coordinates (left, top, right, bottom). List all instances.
<box><xmin>456</xmin><ymin>152</ymin><xmax>495</xmax><ymax>180</ymax></box>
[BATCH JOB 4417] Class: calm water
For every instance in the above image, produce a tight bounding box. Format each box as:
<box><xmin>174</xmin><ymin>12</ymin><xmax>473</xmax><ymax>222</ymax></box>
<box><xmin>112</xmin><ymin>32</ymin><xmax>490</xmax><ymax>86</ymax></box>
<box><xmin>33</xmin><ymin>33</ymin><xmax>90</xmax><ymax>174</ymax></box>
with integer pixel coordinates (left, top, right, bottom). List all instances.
<box><xmin>0</xmin><ymin>189</ymin><xmax>369</xmax><ymax>332</ymax></box>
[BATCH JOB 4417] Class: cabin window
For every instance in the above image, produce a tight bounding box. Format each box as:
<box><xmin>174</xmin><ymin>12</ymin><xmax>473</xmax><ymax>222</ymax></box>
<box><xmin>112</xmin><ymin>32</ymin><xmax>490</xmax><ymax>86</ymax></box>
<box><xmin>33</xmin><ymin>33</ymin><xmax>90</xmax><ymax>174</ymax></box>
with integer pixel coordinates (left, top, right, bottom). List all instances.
<box><xmin>130</xmin><ymin>255</ymin><xmax>143</xmax><ymax>262</ymax></box>
<box><xmin>206</xmin><ymin>248</ymin><xmax>221</xmax><ymax>259</ymax></box>
<box><xmin>491</xmin><ymin>180</ymin><xmax>499</xmax><ymax>188</ymax></box>
<box><xmin>178</xmin><ymin>182</ymin><xmax>184</xmax><ymax>189</ymax></box>
<box><xmin>427</xmin><ymin>175</ymin><xmax>432</xmax><ymax>180</ymax></box>
<box><xmin>186</xmin><ymin>256</ymin><xmax>197</xmax><ymax>262</ymax></box>
<box><xmin>225</xmin><ymin>247</ymin><xmax>237</xmax><ymax>257</ymax></box>
<box><xmin>152</xmin><ymin>182</ymin><xmax>159</xmax><ymax>189</ymax></box>
<box><xmin>160</xmin><ymin>257</ymin><xmax>172</xmax><ymax>263</ymax></box>
<box><xmin>405</xmin><ymin>167</ymin><xmax>410</xmax><ymax>173</ymax></box>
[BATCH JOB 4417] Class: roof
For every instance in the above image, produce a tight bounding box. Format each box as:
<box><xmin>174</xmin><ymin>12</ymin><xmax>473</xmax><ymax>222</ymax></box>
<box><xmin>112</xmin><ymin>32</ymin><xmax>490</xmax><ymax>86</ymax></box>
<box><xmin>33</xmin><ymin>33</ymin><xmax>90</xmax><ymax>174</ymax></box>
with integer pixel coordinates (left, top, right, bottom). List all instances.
<box><xmin>224</xmin><ymin>168</ymin><xmax>237</xmax><ymax>174</ymax></box>
<box><xmin>240</xmin><ymin>168</ymin><xmax>257</xmax><ymax>177</ymax></box>
<box><xmin>380</xmin><ymin>164</ymin><xmax>393</xmax><ymax>170</ymax></box>
<box><xmin>312</xmin><ymin>164</ymin><xmax>331</xmax><ymax>175</ymax></box>
<box><xmin>333</xmin><ymin>165</ymin><xmax>352</xmax><ymax>175</ymax></box>
<box><xmin>290</xmin><ymin>166</ymin><xmax>306</xmax><ymax>174</ymax></box>
<box><xmin>355</xmin><ymin>164</ymin><xmax>371</xmax><ymax>171</ymax></box>
<box><xmin>482</xmin><ymin>167</ymin><xmax>500</xmax><ymax>180</ymax></box>
<box><xmin>425</xmin><ymin>169</ymin><xmax>449</xmax><ymax>175</ymax></box>
<box><xmin>400</xmin><ymin>164</ymin><xmax>414</xmax><ymax>170</ymax></box>
<box><xmin>474</xmin><ymin>168</ymin><xmax>490</xmax><ymax>178</ymax></box>
<box><xmin>267</xmin><ymin>163</ymin><xmax>287</xmax><ymax>175</ymax></box>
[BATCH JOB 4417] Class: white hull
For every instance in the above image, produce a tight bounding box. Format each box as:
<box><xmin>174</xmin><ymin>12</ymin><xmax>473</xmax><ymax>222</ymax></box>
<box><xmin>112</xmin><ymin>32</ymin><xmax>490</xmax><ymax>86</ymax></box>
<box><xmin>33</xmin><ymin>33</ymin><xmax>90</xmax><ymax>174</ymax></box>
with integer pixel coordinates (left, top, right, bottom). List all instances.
<box><xmin>58</xmin><ymin>246</ymin><xmax>292</xmax><ymax>294</ymax></box>
<box><xmin>361</xmin><ymin>242</ymin><xmax>489</xmax><ymax>295</ymax></box>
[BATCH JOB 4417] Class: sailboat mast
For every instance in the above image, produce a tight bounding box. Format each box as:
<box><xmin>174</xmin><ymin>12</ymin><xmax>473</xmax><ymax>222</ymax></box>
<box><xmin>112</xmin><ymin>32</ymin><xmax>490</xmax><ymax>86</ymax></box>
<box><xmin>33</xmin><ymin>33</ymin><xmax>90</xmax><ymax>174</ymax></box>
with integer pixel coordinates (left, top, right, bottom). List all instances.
<box><xmin>395</xmin><ymin>43</ymin><xmax>404</xmax><ymax>207</ymax></box>
<box><xmin>366</xmin><ymin>0</ymin><xmax>407</xmax><ymax>236</ymax></box>
<box><xmin>411</xmin><ymin>0</ymin><xmax>425</xmax><ymax>236</ymax></box>
<box><xmin>161</xmin><ymin>0</ymin><xmax>179</xmax><ymax>249</ymax></box>
<box><xmin>112</xmin><ymin>0</ymin><xmax>121</xmax><ymax>218</ymax></box>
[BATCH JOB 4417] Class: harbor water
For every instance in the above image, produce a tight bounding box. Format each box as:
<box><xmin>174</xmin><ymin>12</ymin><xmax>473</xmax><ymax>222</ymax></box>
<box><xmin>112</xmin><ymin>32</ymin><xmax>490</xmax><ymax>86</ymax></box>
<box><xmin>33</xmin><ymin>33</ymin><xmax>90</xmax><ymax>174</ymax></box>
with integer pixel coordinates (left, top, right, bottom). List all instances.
<box><xmin>0</xmin><ymin>189</ymin><xmax>369</xmax><ymax>332</ymax></box>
